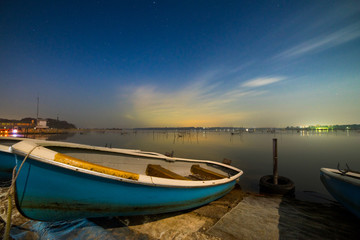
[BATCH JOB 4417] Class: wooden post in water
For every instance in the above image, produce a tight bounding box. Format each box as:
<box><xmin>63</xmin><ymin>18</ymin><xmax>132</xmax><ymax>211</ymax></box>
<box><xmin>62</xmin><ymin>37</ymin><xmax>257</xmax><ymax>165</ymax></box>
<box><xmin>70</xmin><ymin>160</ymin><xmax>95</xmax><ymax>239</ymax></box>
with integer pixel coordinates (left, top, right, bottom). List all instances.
<box><xmin>273</xmin><ymin>138</ymin><xmax>278</xmax><ymax>185</ymax></box>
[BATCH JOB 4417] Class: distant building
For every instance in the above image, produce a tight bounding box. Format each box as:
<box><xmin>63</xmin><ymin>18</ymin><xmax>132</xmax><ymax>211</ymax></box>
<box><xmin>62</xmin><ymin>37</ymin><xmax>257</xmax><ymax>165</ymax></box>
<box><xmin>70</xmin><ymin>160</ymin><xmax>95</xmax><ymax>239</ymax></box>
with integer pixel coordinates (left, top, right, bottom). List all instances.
<box><xmin>36</xmin><ymin>119</ymin><xmax>49</xmax><ymax>129</ymax></box>
<box><xmin>0</xmin><ymin>122</ymin><xmax>33</xmax><ymax>128</ymax></box>
<box><xmin>0</xmin><ymin>121</ymin><xmax>34</xmax><ymax>135</ymax></box>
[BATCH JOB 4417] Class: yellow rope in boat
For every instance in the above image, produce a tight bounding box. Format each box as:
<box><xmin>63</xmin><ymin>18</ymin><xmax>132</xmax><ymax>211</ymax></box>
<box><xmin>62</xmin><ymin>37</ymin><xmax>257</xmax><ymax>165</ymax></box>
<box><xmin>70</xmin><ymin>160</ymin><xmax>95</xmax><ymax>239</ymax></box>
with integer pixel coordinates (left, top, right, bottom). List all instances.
<box><xmin>54</xmin><ymin>153</ymin><xmax>139</xmax><ymax>180</ymax></box>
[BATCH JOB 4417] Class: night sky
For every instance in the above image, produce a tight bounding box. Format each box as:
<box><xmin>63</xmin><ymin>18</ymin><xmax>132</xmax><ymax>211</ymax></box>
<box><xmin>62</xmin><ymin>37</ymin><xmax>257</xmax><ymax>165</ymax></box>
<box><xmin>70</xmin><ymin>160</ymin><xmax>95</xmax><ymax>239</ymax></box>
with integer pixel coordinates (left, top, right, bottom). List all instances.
<box><xmin>1</xmin><ymin>0</ymin><xmax>359</xmax><ymax>128</ymax></box>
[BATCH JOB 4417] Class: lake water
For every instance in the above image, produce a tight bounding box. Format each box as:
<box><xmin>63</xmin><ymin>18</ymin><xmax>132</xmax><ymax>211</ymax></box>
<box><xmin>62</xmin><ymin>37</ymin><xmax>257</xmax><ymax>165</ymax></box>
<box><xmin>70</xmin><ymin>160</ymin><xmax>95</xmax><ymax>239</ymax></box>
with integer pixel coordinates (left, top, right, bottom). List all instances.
<box><xmin>31</xmin><ymin>129</ymin><xmax>360</xmax><ymax>202</ymax></box>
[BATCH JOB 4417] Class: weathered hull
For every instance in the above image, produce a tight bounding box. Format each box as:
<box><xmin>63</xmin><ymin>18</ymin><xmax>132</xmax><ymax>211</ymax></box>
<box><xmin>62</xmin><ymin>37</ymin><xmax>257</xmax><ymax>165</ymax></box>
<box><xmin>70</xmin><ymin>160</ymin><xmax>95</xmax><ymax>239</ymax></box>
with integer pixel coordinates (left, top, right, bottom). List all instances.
<box><xmin>320</xmin><ymin>168</ymin><xmax>360</xmax><ymax>218</ymax></box>
<box><xmin>0</xmin><ymin>137</ymin><xmax>24</xmax><ymax>180</ymax></box>
<box><xmin>0</xmin><ymin>150</ymin><xmax>15</xmax><ymax>181</ymax></box>
<box><xmin>15</xmin><ymin>156</ymin><xmax>237</xmax><ymax>221</ymax></box>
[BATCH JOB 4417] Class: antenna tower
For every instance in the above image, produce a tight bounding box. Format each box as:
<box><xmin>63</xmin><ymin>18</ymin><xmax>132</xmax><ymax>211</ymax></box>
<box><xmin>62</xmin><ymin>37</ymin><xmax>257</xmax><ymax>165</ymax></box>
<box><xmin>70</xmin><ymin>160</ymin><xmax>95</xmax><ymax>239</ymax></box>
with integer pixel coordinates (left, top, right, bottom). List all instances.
<box><xmin>36</xmin><ymin>95</ymin><xmax>39</xmax><ymax>120</ymax></box>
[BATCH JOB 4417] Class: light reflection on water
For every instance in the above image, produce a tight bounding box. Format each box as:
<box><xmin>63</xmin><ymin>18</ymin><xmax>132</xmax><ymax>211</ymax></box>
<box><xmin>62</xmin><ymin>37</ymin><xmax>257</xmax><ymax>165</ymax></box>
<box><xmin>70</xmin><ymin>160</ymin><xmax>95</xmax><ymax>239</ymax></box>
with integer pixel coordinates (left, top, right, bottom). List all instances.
<box><xmin>30</xmin><ymin>129</ymin><xmax>360</xmax><ymax>202</ymax></box>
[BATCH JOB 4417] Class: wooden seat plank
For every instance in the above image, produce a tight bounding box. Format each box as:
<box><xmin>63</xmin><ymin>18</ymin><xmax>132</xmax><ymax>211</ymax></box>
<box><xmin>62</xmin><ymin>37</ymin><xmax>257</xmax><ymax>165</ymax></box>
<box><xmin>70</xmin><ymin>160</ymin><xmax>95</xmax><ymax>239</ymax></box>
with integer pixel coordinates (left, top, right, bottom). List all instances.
<box><xmin>146</xmin><ymin>164</ymin><xmax>190</xmax><ymax>180</ymax></box>
<box><xmin>190</xmin><ymin>164</ymin><xmax>227</xmax><ymax>180</ymax></box>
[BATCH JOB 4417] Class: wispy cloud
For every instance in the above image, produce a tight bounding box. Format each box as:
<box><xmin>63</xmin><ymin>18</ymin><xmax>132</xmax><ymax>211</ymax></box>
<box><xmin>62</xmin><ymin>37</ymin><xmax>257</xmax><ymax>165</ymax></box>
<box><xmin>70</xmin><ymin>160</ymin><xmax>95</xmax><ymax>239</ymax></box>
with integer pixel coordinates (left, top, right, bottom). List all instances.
<box><xmin>241</xmin><ymin>77</ymin><xmax>285</xmax><ymax>88</ymax></box>
<box><xmin>228</xmin><ymin>61</ymin><xmax>255</xmax><ymax>74</ymax></box>
<box><xmin>276</xmin><ymin>22</ymin><xmax>360</xmax><ymax>59</ymax></box>
<box><xmin>119</xmin><ymin>73</ymin><xmax>285</xmax><ymax>126</ymax></box>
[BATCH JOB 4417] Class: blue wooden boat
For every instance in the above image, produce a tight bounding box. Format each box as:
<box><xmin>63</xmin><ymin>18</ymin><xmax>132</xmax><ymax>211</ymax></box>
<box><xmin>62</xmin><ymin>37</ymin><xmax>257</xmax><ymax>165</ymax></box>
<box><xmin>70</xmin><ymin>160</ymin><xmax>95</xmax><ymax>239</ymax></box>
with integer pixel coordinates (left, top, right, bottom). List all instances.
<box><xmin>11</xmin><ymin>140</ymin><xmax>243</xmax><ymax>221</ymax></box>
<box><xmin>320</xmin><ymin>168</ymin><xmax>360</xmax><ymax>218</ymax></box>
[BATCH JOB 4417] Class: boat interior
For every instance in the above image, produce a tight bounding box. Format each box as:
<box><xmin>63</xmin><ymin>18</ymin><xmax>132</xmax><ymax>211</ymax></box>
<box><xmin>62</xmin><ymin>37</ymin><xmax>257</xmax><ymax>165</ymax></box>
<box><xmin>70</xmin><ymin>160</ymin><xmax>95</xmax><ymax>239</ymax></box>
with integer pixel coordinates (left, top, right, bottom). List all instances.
<box><xmin>46</xmin><ymin>146</ymin><xmax>239</xmax><ymax>181</ymax></box>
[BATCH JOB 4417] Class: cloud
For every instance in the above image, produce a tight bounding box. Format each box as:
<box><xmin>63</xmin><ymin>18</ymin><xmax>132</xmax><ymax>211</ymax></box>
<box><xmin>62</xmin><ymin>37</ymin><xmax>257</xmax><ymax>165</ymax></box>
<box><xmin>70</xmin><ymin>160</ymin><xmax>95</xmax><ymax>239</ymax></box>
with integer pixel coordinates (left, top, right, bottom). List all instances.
<box><xmin>227</xmin><ymin>61</ymin><xmax>255</xmax><ymax>74</ymax></box>
<box><xmin>241</xmin><ymin>77</ymin><xmax>285</xmax><ymax>88</ymax></box>
<box><xmin>119</xmin><ymin>73</ymin><xmax>285</xmax><ymax>127</ymax></box>
<box><xmin>276</xmin><ymin>22</ymin><xmax>360</xmax><ymax>59</ymax></box>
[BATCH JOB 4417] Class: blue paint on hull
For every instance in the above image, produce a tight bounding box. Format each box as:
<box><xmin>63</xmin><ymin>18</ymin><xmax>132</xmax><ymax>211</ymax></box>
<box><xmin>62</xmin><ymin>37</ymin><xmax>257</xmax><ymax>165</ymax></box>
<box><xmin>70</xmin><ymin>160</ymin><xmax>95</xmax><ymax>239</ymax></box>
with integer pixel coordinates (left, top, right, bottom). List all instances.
<box><xmin>0</xmin><ymin>151</ymin><xmax>16</xmax><ymax>181</ymax></box>
<box><xmin>16</xmin><ymin>158</ymin><xmax>237</xmax><ymax>221</ymax></box>
<box><xmin>320</xmin><ymin>169</ymin><xmax>360</xmax><ymax>218</ymax></box>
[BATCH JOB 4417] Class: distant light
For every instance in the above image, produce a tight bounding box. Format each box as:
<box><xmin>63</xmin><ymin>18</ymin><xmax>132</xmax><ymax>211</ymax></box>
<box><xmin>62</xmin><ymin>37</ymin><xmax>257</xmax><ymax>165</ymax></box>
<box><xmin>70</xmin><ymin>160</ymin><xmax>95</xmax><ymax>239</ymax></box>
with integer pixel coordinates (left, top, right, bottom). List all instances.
<box><xmin>12</xmin><ymin>129</ymin><xmax>18</xmax><ymax>133</ymax></box>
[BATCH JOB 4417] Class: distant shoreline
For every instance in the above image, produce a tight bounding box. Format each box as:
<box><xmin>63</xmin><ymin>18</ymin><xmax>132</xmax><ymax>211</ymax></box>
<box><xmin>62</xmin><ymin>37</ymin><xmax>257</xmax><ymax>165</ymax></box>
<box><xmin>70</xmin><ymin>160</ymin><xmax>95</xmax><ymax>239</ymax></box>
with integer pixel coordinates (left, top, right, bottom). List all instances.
<box><xmin>9</xmin><ymin>125</ymin><xmax>360</xmax><ymax>136</ymax></box>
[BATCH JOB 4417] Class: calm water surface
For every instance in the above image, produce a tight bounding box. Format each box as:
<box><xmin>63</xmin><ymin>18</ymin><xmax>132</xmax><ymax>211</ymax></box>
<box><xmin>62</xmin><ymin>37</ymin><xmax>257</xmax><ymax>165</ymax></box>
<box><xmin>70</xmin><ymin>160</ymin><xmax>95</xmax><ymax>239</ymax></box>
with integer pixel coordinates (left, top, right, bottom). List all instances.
<box><xmin>32</xmin><ymin>129</ymin><xmax>360</xmax><ymax>202</ymax></box>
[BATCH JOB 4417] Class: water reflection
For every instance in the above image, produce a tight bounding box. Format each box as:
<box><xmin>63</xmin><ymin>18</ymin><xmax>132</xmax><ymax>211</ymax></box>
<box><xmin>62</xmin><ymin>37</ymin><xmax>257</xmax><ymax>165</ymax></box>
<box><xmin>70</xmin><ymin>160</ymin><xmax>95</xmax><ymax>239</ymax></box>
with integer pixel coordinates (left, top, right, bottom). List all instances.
<box><xmin>22</xmin><ymin>133</ymin><xmax>76</xmax><ymax>141</ymax></box>
<box><xmin>26</xmin><ymin>130</ymin><xmax>360</xmax><ymax>202</ymax></box>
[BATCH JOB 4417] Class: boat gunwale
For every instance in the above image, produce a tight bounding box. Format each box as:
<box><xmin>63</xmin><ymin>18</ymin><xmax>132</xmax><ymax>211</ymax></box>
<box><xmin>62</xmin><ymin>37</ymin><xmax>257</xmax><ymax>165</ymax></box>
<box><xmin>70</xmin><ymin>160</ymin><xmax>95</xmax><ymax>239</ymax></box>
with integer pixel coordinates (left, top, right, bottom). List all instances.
<box><xmin>0</xmin><ymin>145</ymin><xmax>11</xmax><ymax>152</ymax></box>
<box><xmin>321</xmin><ymin>168</ymin><xmax>360</xmax><ymax>187</ymax></box>
<box><xmin>0</xmin><ymin>136</ymin><xmax>166</xmax><ymax>158</ymax></box>
<box><xmin>11</xmin><ymin>140</ymin><xmax>243</xmax><ymax>188</ymax></box>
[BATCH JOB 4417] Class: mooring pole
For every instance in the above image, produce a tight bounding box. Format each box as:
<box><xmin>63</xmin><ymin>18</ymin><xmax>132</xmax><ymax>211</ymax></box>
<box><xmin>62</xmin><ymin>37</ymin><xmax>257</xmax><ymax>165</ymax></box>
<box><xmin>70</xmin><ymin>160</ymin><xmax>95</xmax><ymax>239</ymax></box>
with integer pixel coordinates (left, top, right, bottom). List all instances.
<box><xmin>273</xmin><ymin>138</ymin><xmax>278</xmax><ymax>185</ymax></box>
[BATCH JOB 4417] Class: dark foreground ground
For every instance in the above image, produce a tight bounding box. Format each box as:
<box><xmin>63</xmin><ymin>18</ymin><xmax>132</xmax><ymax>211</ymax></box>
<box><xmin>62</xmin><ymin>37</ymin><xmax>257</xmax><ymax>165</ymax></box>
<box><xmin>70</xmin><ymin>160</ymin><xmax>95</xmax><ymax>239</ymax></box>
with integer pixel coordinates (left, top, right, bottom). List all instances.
<box><xmin>1</xmin><ymin>184</ymin><xmax>360</xmax><ymax>239</ymax></box>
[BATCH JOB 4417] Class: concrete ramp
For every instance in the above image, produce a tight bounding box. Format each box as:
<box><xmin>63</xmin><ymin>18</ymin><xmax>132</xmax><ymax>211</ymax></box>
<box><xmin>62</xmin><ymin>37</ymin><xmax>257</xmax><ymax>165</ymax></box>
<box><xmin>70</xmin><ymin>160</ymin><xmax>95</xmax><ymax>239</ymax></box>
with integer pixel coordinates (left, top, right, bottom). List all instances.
<box><xmin>208</xmin><ymin>196</ymin><xmax>281</xmax><ymax>239</ymax></box>
<box><xmin>208</xmin><ymin>195</ymin><xmax>360</xmax><ymax>240</ymax></box>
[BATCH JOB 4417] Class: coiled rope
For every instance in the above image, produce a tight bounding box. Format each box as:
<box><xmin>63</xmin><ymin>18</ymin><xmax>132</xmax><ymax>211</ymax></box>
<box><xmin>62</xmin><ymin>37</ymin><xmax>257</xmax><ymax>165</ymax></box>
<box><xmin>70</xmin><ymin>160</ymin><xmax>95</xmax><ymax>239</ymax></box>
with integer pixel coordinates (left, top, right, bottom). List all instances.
<box><xmin>3</xmin><ymin>145</ymin><xmax>38</xmax><ymax>240</ymax></box>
